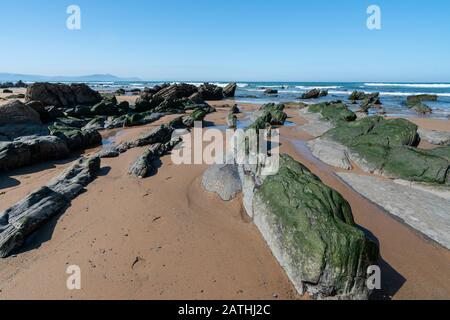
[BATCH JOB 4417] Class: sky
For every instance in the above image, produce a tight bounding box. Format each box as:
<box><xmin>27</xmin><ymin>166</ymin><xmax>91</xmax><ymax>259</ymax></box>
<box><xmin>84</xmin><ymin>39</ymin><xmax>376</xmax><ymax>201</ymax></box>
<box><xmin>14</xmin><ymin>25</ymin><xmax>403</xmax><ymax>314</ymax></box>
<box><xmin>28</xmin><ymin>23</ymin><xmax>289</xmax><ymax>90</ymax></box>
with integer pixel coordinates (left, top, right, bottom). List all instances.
<box><xmin>1</xmin><ymin>0</ymin><xmax>449</xmax><ymax>82</ymax></box>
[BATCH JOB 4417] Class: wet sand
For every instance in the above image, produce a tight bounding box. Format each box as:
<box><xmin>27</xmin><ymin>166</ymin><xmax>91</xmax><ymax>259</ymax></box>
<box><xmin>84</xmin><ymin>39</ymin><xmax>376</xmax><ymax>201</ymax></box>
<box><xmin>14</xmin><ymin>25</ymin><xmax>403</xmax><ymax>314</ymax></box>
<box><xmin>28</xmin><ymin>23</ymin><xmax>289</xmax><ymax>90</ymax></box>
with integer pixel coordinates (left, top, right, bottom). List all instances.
<box><xmin>0</xmin><ymin>100</ymin><xmax>449</xmax><ymax>300</ymax></box>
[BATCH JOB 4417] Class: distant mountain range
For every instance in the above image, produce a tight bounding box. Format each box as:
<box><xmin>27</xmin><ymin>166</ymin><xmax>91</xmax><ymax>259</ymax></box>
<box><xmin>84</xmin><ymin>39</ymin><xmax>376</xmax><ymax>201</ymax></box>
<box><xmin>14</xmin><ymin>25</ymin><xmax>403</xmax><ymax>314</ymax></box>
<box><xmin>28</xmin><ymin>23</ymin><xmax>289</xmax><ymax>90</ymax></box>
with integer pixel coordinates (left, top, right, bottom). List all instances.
<box><xmin>0</xmin><ymin>73</ymin><xmax>141</xmax><ymax>82</ymax></box>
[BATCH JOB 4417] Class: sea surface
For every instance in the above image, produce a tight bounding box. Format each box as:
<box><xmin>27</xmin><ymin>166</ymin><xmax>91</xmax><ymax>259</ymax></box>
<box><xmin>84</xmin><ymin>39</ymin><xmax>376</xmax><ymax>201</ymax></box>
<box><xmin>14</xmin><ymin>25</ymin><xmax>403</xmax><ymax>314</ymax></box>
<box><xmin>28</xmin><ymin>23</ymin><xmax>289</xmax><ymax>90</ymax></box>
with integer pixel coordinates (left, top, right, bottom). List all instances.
<box><xmin>74</xmin><ymin>81</ymin><xmax>450</xmax><ymax>119</ymax></box>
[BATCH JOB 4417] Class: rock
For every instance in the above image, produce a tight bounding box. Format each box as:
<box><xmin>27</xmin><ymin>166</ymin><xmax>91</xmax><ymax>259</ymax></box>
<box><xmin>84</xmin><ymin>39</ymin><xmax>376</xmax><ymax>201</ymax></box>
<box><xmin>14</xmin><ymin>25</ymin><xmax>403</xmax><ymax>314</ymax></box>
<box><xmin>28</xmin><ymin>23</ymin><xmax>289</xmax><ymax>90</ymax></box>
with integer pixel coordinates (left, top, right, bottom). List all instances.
<box><xmin>338</xmin><ymin>172</ymin><xmax>450</xmax><ymax>250</ymax></box>
<box><xmin>307</xmin><ymin>138</ymin><xmax>352</xmax><ymax>169</ymax></box>
<box><xmin>298</xmin><ymin>109</ymin><xmax>336</xmax><ymax>138</ymax></box>
<box><xmin>15</xmin><ymin>80</ymin><xmax>27</xmax><ymax>88</ymax></box>
<box><xmin>0</xmin><ymin>100</ymin><xmax>42</xmax><ymax>125</ymax></box>
<box><xmin>170</xmin><ymin>108</ymin><xmax>208</xmax><ymax>129</ymax></box>
<box><xmin>5</xmin><ymin>94</ymin><xmax>25</xmax><ymax>99</ymax></box>
<box><xmin>83</xmin><ymin>117</ymin><xmax>107</xmax><ymax>131</ymax></box>
<box><xmin>0</xmin><ymin>136</ymin><xmax>69</xmax><ymax>171</ymax></box>
<box><xmin>261</xmin><ymin>103</ymin><xmax>287</xmax><ymax>125</ymax></box>
<box><xmin>154</xmin><ymin>83</ymin><xmax>198</xmax><ymax>100</ymax></box>
<box><xmin>124</xmin><ymin>112</ymin><xmax>165</xmax><ymax>127</ymax></box>
<box><xmin>264</xmin><ymin>89</ymin><xmax>278</xmax><ymax>95</ymax></box>
<box><xmin>410</xmin><ymin>102</ymin><xmax>432</xmax><ymax>115</ymax></box>
<box><xmin>308</xmin><ymin>101</ymin><xmax>357</xmax><ymax>122</ymax></box>
<box><xmin>90</xmin><ymin>100</ymin><xmax>119</xmax><ymax>116</ymax></box>
<box><xmin>129</xmin><ymin>139</ymin><xmax>180</xmax><ymax>178</ymax></box>
<box><xmin>202</xmin><ymin>164</ymin><xmax>242</xmax><ymax>201</ymax></box>
<box><xmin>198</xmin><ymin>83</ymin><xmax>224</xmax><ymax>100</ymax></box>
<box><xmin>358</xmin><ymin>93</ymin><xmax>382</xmax><ymax>113</ymax></box>
<box><xmin>231</xmin><ymin>104</ymin><xmax>240</xmax><ymax>114</ymax></box>
<box><xmin>418</xmin><ymin>128</ymin><xmax>450</xmax><ymax>146</ymax></box>
<box><xmin>45</xmin><ymin>106</ymin><xmax>65</xmax><ymax>120</ymax></box>
<box><xmin>227</xmin><ymin>113</ymin><xmax>237</xmax><ymax>128</ymax></box>
<box><xmin>349</xmin><ymin>91</ymin><xmax>367</xmax><ymax>101</ymax></box>
<box><xmin>0</xmin><ymin>124</ymin><xmax>49</xmax><ymax>140</ymax></box>
<box><xmin>239</xmin><ymin>154</ymin><xmax>379</xmax><ymax>299</ymax></box>
<box><xmin>188</xmin><ymin>92</ymin><xmax>204</xmax><ymax>104</ymax></box>
<box><xmin>324</xmin><ymin>116</ymin><xmax>450</xmax><ymax>185</ymax></box>
<box><xmin>300</xmin><ymin>89</ymin><xmax>321</xmax><ymax>99</ymax></box>
<box><xmin>115</xmin><ymin>88</ymin><xmax>126</xmax><ymax>95</ymax></box>
<box><xmin>25</xmin><ymin>82</ymin><xmax>102</xmax><ymax>108</ymax></box>
<box><xmin>223</xmin><ymin>83</ymin><xmax>237</xmax><ymax>98</ymax></box>
<box><xmin>406</xmin><ymin>94</ymin><xmax>438</xmax><ymax>106</ymax></box>
<box><xmin>49</xmin><ymin>124</ymin><xmax>102</xmax><ymax>151</ymax></box>
<box><xmin>0</xmin><ymin>156</ymin><xmax>100</xmax><ymax>257</ymax></box>
<box><xmin>2</xmin><ymin>89</ymin><xmax>13</xmax><ymax>94</ymax></box>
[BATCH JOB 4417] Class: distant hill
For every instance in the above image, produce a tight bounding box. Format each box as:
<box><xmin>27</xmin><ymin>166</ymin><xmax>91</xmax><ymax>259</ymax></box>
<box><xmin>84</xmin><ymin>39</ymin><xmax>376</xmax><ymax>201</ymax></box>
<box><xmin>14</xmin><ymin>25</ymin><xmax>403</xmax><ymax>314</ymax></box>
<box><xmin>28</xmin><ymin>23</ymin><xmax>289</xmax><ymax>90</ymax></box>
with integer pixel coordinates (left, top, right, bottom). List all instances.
<box><xmin>0</xmin><ymin>73</ymin><xmax>141</xmax><ymax>82</ymax></box>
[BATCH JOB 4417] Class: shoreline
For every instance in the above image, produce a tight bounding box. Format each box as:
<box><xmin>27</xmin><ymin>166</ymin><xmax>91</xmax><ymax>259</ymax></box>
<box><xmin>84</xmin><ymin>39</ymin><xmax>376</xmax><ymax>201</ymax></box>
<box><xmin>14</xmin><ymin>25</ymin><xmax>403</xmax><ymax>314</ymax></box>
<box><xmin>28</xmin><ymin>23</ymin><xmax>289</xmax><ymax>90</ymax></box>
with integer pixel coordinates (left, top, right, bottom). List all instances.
<box><xmin>0</xmin><ymin>96</ymin><xmax>449</xmax><ymax>299</ymax></box>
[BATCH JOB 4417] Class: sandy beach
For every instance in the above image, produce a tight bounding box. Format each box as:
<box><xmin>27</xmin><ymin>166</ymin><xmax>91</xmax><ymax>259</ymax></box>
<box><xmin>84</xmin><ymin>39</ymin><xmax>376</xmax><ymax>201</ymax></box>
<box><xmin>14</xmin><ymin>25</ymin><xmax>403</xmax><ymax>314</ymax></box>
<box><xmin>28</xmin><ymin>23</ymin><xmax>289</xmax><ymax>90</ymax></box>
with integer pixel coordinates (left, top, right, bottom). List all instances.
<box><xmin>0</xmin><ymin>95</ymin><xmax>449</xmax><ymax>300</ymax></box>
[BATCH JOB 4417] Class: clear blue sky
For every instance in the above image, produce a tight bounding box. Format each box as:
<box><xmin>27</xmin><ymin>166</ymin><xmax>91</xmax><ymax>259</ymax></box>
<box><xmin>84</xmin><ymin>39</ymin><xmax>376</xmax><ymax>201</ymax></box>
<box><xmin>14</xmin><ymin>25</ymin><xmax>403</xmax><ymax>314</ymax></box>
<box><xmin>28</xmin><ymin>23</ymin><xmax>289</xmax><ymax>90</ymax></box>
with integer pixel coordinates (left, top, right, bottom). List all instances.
<box><xmin>1</xmin><ymin>0</ymin><xmax>449</xmax><ymax>82</ymax></box>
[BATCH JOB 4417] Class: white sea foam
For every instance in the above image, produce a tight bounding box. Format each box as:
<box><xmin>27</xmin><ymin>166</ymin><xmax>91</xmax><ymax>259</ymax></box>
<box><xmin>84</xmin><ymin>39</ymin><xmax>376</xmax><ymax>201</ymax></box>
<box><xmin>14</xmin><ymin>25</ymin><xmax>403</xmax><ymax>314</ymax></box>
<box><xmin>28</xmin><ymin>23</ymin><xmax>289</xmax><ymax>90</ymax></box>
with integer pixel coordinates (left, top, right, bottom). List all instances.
<box><xmin>329</xmin><ymin>90</ymin><xmax>450</xmax><ymax>97</ymax></box>
<box><xmin>295</xmin><ymin>85</ymin><xmax>342</xmax><ymax>90</ymax></box>
<box><xmin>364</xmin><ymin>83</ymin><xmax>450</xmax><ymax>89</ymax></box>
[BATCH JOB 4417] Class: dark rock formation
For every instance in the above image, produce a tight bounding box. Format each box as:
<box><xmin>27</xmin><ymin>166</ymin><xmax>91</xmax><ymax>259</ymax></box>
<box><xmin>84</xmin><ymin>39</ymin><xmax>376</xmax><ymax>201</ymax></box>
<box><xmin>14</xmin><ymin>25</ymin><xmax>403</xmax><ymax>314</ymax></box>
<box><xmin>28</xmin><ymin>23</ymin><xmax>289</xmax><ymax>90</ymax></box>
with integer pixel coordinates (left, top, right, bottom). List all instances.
<box><xmin>308</xmin><ymin>101</ymin><xmax>357</xmax><ymax>122</ymax></box>
<box><xmin>264</xmin><ymin>89</ymin><xmax>278</xmax><ymax>95</ymax></box>
<box><xmin>25</xmin><ymin>82</ymin><xmax>102</xmax><ymax>108</ymax></box>
<box><xmin>301</xmin><ymin>89</ymin><xmax>328</xmax><ymax>99</ymax></box>
<box><xmin>0</xmin><ymin>100</ymin><xmax>42</xmax><ymax>125</ymax></box>
<box><xmin>223</xmin><ymin>83</ymin><xmax>237</xmax><ymax>98</ymax></box>
<box><xmin>0</xmin><ymin>156</ymin><xmax>100</xmax><ymax>258</ymax></box>
<box><xmin>198</xmin><ymin>83</ymin><xmax>224</xmax><ymax>100</ymax></box>
<box><xmin>154</xmin><ymin>83</ymin><xmax>198</xmax><ymax>100</ymax></box>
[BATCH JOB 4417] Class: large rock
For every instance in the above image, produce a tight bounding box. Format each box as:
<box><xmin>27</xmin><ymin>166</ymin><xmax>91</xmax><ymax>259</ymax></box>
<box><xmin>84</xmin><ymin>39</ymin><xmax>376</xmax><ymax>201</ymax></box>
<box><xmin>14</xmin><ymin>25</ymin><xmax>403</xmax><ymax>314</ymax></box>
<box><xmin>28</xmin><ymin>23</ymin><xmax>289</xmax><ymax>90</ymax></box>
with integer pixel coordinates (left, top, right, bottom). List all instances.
<box><xmin>202</xmin><ymin>164</ymin><xmax>242</xmax><ymax>201</ymax></box>
<box><xmin>0</xmin><ymin>156</ymin><xmax>100</xmax><ymax>257</ymax></box>
<box><xmin>308</xmin><ymin>101</ymin><xmax>357</xmax><ymax>123</ymax></box>
<box><xmin>307</xmin><ymin>138</ymin><xmax>352</xmax><ymax>169</ymax></box>
<box><xmin>300</xmin><ymin>88</ymin><xmax>327</xmax><ymax>99</ymax></box>
<box><xmin>198</xmin><ymin>83</ymin><xmax>223</xmax><ymax>100</ymax></box>
<box><xmin>49</xmin><ymin>124</ymin><xmax>102</xmax><ymax>151</ymax></box>
<box><xmin>338</xmin><ymin>172</ymin><xmax>450</xmax><ymax>250</ymax></box>
<box><xmin>0</xmin><ymin>100</ymin><xmax>42</xmax><ymax>125</ymax></box>
<box><xmin>0</xmin><ymin>136</ymin><xmax>69</xmax><ymax>171</ymax></box>
<box><xmin>154</xmin><ymin>83</ymin><xmax>198</xmax><ymax>100</ymax></box>
<box><xmin>223</xmin><ymin>83</ymin><xmax>237</xmax><ymax>98</ymax></box>
<box><xmin>25</xmin><ymin>83</ymin><xmax>102</xmax><ymax>108</ymax></box>
<box><xmin>240</xmin><ymin>154</ymin><xmax>379</xmax><ymax>299</ymax></box>
<box><xmin>406</xmin><ymin>94</ymin><xmax>438</xmax><ymax>106</ymax></box>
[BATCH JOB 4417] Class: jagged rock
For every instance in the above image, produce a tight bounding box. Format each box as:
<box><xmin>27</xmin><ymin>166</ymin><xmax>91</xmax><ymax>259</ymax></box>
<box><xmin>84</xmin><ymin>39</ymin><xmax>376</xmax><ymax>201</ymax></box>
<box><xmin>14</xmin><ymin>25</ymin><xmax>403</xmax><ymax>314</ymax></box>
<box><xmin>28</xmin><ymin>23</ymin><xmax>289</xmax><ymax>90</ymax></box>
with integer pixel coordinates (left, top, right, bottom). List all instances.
<box><xmin>129</xmin><ymin>139</ymin><xmax>180</xmax><ymax>178</ymax></box>
<box><xmin>170</xmin><ymin>108</ymin><xmax>208</xmax><ymax>129</ymax></box>
<box><xmin>264</xmin><ymin>89</ymin><xmax>278</xmax><ymax>95</ymax></box>
<box><xmin>260</xmin><ymin>103</ymin><xmax>287</xmax><ymax>125</ymax></box>
<box><xmin>154</xmin><ymin>83</ymin><xmax>198</xmax><ymax>100</ymax></box>
<box><xmin>90</xmin><ymin>100</ymin><xmax>120</xmax><ymax>116</ymax></box>
<box><xmin>2</xmin><ymin>89</ymin><xmax>13</xmax><ymax>94</ymax></box>
<box><xmin>0</xmin><ymin>156</ymin><xmax>100</xmax><ymax>257</ymax></box>
<box><xmin>307</xmin><ymin>138</ymin><xmax>352</xmax><ymax>169</ymax></box>
<box><xmin>0</xmin><ymin>100</ymin><xmax>42</xmax><ymax>125</ymax></box>
<box><xmin>300</xmin><ymin>88</ymin><xmax>321</xmax><ymax>99</ymax></box>
<box><xmin>239</xmin><ymin>154</ymin><xmax>379</xmax><ymax>300</ymax></box>
<box><xmin>223</xmin><ymin>83</ymin><xmax>237</xmax><ymax>98</ymax></box>
<box><xmin>25</xmin><ymin>83</ymin><xmax>102</xmax><ymax>108</ymax></box>
<box><xmin>49</xmin><ymin>124</ymin><xmax>102</xmax><ymax>151</ymax></box>
<box><xmin>202</xmin><ymin>164</ymin><xmax>242</xmax><ymax>201</ymax></box>
<box><xmin>124</xmin><ymin>112</ymin><xmax>165</xmax><ymax>127</ymax></box>
<box><xmin>418</xmin><ymin>128</ymin><xmax>450</xmax><ymax>146</ymax></box>
<box><xmin>349</xmin><ymin>91</ymin><xmax>367</xmax><ymax>101</ymax></box>
<box><xmin>231</xmin><ymin>104</ymin><xmax>240</xmax><ymax>114</ymax></box>
<box><xmin>198</xmin><ymin>83</ymin><xmax>223</xmax><ymax>100</ymax></box>
<box><xmin>0</xmin><ymin>136</ymin><xmax>69</xmax><ymax>171</ymax></box>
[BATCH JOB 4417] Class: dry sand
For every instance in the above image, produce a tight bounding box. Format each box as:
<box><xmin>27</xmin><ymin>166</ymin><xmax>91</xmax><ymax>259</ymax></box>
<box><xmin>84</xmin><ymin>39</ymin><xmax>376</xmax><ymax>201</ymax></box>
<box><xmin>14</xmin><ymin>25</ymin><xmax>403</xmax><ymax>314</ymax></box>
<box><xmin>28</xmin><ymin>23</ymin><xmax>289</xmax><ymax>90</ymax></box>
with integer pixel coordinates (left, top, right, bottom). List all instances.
<box><xmin>0</xmin><ymin>100</ymin><xmax>449</xmax><ymax>300</ymax></box>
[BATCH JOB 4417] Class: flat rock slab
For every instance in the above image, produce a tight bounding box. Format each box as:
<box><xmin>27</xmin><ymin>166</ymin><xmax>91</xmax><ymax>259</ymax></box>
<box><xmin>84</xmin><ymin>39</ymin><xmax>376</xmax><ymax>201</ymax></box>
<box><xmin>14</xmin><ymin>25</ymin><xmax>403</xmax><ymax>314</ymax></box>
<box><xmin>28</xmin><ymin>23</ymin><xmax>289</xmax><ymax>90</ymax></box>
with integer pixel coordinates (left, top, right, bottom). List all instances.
<box><xmin>338</xmin><ymin>172</ymin><xmax>450</xmax><ymax>250</ymax></box>
<box><xmin>418</xmin><ymin>128</ymin><xmax>450</xmax><ymax>146</ymax></box>
<box><xmin>298</xmin><ymin>109</ymin><xmax>334</xmax><ymax>137</ymax></box>
<box><xmin>307</xmin><ymin>138</ymin><xmax>352</xmax><ymax>169</ymax></box>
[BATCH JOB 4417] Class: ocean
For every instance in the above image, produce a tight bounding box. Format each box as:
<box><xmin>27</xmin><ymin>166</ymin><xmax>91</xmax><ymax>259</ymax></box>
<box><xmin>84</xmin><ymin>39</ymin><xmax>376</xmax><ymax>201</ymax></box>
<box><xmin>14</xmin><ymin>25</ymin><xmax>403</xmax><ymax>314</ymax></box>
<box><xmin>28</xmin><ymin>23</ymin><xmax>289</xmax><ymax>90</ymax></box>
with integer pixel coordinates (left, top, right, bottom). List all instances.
<box><xmin>88</xmin><ymin>81</ymin><xmax>450</xmax><ymax>119</ymax></box>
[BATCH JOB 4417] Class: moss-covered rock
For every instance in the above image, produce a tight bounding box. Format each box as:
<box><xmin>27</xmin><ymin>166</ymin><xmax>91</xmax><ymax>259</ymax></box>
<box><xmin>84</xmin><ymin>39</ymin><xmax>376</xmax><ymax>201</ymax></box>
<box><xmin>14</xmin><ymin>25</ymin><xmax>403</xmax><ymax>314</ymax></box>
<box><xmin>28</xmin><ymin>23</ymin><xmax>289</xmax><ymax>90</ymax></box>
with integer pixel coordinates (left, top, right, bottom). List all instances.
<box><xmin>308</xmin><ymin>101</ymin><xmax>357</xmax><ymax>123</ymax></box>
<box><xmin>260</xmin><ymin>103</ymin><xmax>288</xmax><ymax>125</ymax></box>
<box><xmin>49</xmin><ymin>124</ymin><xmax>101</xmax><ymax>151</ymax></box>
<box><xmin>244</xmin><ymin>154</ymin><xmax>379</xmax><ymax>299</ymax></box>
<box><xmin>406</xmin><ymin>94</ymin><xmax>438</xmax><ymax>106</ymax></box>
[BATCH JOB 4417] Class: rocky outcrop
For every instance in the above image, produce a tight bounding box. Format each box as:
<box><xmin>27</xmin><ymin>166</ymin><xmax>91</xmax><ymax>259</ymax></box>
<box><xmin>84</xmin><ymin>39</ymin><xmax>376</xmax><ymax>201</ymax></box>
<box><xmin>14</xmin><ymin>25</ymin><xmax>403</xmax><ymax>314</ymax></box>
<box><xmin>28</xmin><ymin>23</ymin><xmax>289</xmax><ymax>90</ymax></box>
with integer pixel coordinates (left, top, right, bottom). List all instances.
<box><xmin>308</xmin><ymin>101</ymin><xmax>357</xmax><ymax>123</ymax></box>
<box><xmin>300</xmin><ymin>88</ymin><xmax>328</xmax><ymax>99</ymax></box>
<box><xmin>239</xmin><ymin>154</ymin><xmax>379</xmax><ymax>299</ymax></box>
<box><xmin>418</xmin><ymin>128</ymin><xmax>450</xmax><ymax>146</ymax></box>
<box><xmin>223</xmin><ymin>83</ymin><xmax>237</xmax><ymax>98</ymax></box>
<box><xmin>25</xmin><ymin>83</ymin><xmax>102</xmax><ymax>108</ymax></box>
<box><xmin>405</xmin><ymin>94</ymin><xmax>436</xmax><ymax>115</ymax></box>
<box><xmin>264</xmin><ymin>89</ymin><xmax>278</xmax><ymax>95</ymax></box>
<box><xmin>128</xmin><ymin>139</ymin><xmax>180</xmax><ymax>178</ymax></box>
<box><xmin>0</xmin><ymin>100</ymin><xmax>42</xmax><ymax>125</ymax></box>
<box><xmin>198</xmin><ymin>83</ymin><xmax>223</xmax><ymax>100</ymax></box>
<box><xmin>0</xmin><ymin>136</ymin><xmax>69</xmax><ymax>171</ymax></box>
<box><xmin>259</xmin><ymin>103</ymin><xmax>288</xmax><ymax>126</ymax></box>
<box><xmin>338</xmin><ymin>172</ymin><xmax>450</xmax><ymax>250</ymax></box>
<box><xmin>202</xmin><ymin>164</ymin><xmax>242</xmax><ymax>201</ymax></box>
<box><xmin>410</xmin><ymin>102</ymin><xmax>432</xmax><ymax>115</ymax></box>
<box><xmin>307</xmin><ymin>138</ymin><xmax>352</xmax><ymax>169</ymax></box>
<box><xmin>154</xmin><ymin>83</ymin><xmax>198</xmax><ymax>100</ymax></box>
<box><xmin>298</xmin><ymin>108</ymin><xmax>336</xmax><ymax>137</ymax></box>
<box><xmin>0</xmin><ymin>156</ymin><xmax>100</xmax><ymax>258</ymax></box>
<box><xmin>49</xmin><ymin>124</ymin><xmax>102</xmax><ymax>151</ymax></box>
